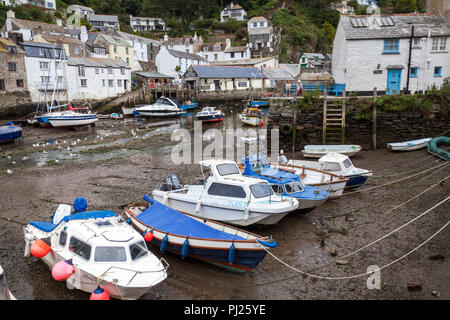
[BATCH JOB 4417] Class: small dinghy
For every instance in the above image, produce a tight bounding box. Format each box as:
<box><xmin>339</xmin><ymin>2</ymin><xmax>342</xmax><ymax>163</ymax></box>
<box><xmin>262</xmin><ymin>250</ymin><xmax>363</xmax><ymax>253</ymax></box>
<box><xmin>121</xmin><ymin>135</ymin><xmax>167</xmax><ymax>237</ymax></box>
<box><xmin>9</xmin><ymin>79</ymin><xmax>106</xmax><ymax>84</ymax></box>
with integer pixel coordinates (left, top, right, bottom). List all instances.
<box><xmin>23</xmin><ymin>198</ymin><xmax>168</xmax><ymax>300</ymax></box>
<box><xmin>152</xmin><ymin>159</ymin><xmax>299</xmax><ymax>226</ymax></box>
<box><xmin>239</xmin><ymin>107</ymin><xmax>263</xmax><ymax>127</ymax></box>
<box><xmin>240</xmin><ymin>156</ymin><xmax>329</xmax><ymax>212</ymax></box>
<box><xmin>302</xmin><ymin>145</ymin><xmax>361</xmax><ymax>158</ymax></box>
<box><xmin>0</xmin><ymin>123</ymin><xmax>22</xmax><ymax>143</ymax></box>
<box><xmin>194</xmin><ymin>106</ymin><xmax>224</xmax><ymax>122</ymax></box>
<box><xmin>124</xmin><ymin>195</ymin><xmax>277</xmax><ymax>272</ymax></box>
<box><xmin>387</xmin><ymin>138</ymin><xmax>432</xmax><ymax>151</ymax></box>
<box><xmin>428</xmin><ymin>136</ymin><xmax>450</xmax><ymax>160</ymax></box>
<box><xmin>179</xmin><ymin>100</ymin><xmax>198</xmax><ymax>111</ymax></box>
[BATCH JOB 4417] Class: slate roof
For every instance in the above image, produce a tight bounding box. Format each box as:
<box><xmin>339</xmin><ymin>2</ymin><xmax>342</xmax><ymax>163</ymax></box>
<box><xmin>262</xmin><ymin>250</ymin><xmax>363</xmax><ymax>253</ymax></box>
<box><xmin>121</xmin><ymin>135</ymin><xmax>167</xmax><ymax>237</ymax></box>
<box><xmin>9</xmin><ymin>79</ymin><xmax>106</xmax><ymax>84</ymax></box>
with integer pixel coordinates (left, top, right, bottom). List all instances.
<box><xmin>168</xmin><ymin>49</ymin><xmax>207</xmax><ymax>62</ymax></box>
<box><xmin>262</xmin><ymin>68</ymin><xmax>294</xmax><ymax>80</ymax></box>
<box><xmin>224</xmin><ymin>46</ymin><xmax>248</xmax><ymax>53</ymax></box>
<box><xmin>0</xmin><ymin>38</ymin><xmax>25</xmax><ymax>54</ymax></box>
<box><xmin>67</xmin><ymin>57</ymin><xmax>130</xmax><ymax>68</ymax></box>
<box><xmin>5</xmin><ymin>18</ymin><xmax>70</xmax><ymax>35</ymax></box>
<box><xmin>187</xmin><ymin>65</ymin><xmax>266</xmax><ymax>79</ymax></box>
<box><xmin>88</xmin><ymin>15</ymin><xmax>119</xmax><ymax>23</ymax></box>
<box><xmin>135</xmin><ymin>71</ymin><xmax>174</xmax><ymax>79</ymax></box>
<box><xmin>20</xmin><ymin>41</ymin><xmax>67</xmax><ymax>59</ymax></box>
<box><xmin>340</xmin><ymin>13</ymin><xmax>450</xmax><ymax>40</ymax></box>
<box><xmin>114</xmin><ymin>31</ymin><xmax>161</xmax><ymax>46</ymax></box>
<box><xmin>279</xmin><ymin>63</ymin><xmax>301</xmax><ymax>78</ymax></box>
<box><xmin>97</xmin><ymin>34</ymin><xmax>131</xmax><ymax>47</ymax></box>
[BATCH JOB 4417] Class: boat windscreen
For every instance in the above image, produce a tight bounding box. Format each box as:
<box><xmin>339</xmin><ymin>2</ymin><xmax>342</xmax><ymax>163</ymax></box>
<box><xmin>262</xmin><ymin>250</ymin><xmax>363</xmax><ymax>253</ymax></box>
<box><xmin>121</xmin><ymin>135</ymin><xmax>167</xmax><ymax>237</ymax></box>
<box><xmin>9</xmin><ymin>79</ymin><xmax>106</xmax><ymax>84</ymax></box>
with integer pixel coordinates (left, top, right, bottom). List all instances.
<box><xmin>343</xmin><ymin>158</ymin><xmax>353</xmax><ymax>168</ymax></box>
<box><xmin>284</xmin><ymin>181</ymin><xmax>304</xmax><ymax>194</ymax></box>
<box><xmin>216</xmin><ymin>163</ymin><xmax>240</xmax><ymax>176</ymax></box>
<box><xmin>250</xmin><ymin>182</ymin><xmax>274</xmax><ymax>198</ymax></box>
<box><xmin>94</xmin><ymin>246</ymin><xmax>127</xmax><ymax>262</ymax></box>
<box><xmin>129</xmin><ymin>241</ymin><xmax>148</xmax><ymax>261</ymax></box>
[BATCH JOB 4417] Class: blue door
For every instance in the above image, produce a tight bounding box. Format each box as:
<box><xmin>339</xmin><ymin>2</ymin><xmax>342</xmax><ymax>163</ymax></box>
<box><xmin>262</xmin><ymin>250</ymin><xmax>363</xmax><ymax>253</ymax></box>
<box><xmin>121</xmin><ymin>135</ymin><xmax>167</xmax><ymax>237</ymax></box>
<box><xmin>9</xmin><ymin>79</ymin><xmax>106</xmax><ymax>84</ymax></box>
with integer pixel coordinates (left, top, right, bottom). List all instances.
<box><xmin>386</xmin><ymin>68</ymin><xmax>402</xmax><ymax>94</ymax></box>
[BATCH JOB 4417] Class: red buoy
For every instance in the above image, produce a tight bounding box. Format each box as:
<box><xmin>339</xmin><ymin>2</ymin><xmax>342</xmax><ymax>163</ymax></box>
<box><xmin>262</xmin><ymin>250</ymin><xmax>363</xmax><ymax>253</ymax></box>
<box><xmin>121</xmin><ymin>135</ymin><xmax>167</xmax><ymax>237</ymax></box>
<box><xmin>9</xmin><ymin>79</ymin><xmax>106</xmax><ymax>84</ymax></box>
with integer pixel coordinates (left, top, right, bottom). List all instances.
<box><xmin>30</xmin><ymin>239</ymin><xmax>51</xmax><ymax>258</ymax></box>
<box><xmin>52</xmin><ymin>260</ymin><xmax>74</xmax><ymax>281</ymax></box>
<box><xmin>144</xmin><ymin>231</ymin><xmax>154</xmax><ymax>242</ymax></box>
<box><xmin>90</xmin><ymin>285</ymin><xmax>110</xmax><ymax>300</ymax></box>
<box><xmin>260</xmin><ymin>121</ymin><xmax>264</xmax><ymax>127</ymax></box>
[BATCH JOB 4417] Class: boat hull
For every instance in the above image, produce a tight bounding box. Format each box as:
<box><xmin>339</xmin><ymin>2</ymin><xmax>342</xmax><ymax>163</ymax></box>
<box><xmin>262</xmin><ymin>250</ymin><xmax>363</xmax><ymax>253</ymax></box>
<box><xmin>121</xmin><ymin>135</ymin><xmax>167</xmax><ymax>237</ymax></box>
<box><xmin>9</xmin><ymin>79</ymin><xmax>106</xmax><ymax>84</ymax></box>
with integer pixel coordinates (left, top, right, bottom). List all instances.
<box><xmin>302</xmin><ymin>145</ymin><xmax>361</xmax><ymax>158</ymax></box>
<box><xmin>387</xmin><ymin>138</ymin><xmax>432</xmax><ymax>151</ymax></box>
<box><xmin>134</xmin><ymin>110</ymin><xmax>186</xmax><ymax>117</ymax></box>
<box><xmin>240</xmin><ymin>116</ymin><xmax>261</xmax><ymax>127</ymax></box>
<box><xmin>123</xmin><ymin>209</ymin><xmax>268</xmax><ymax>272</ymax></box>
<box><xmin>194</xmin><ymin>114</ymin><xmax>224</xmax><ymax>122</ymax></box>
<box><xmin>345</xmin><ymin>175</ymin><xmax>369</xmax><ymax>188</ymax></box>
<box><xmin>49</xmin><ymin>115</ymin><xmax>98</xmax><ymax>127</ymax></box>
<box><xmin>122</xmin><ymin>107</ymin><xmax>135</xmax><ymax>116</ymax></box>
<box><xmin>152</xmin><ymin>190</ymin><xmax>290</xmax><ymax>227</ymax></box>
<box><xmin>0</xmin><ymin>127</ymin><xmax>22</xmax><ymax>143</ymax></box>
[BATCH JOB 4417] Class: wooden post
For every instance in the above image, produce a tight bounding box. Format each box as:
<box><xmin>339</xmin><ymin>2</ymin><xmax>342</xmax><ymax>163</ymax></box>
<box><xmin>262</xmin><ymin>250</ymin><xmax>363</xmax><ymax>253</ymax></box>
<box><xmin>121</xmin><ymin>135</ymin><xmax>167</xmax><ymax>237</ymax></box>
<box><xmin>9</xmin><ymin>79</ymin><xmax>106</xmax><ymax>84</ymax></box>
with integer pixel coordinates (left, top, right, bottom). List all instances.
<box><xmin>372</xmin><ymin>87</ymin><xmax>377</xmax><ymax>149</ymax></box>
<box><xmin>342</xmin><ymin>88</ymin><xmax>346</xmax><ymax>144</ymax></box>
<box><xmin>292</xmin><ymin>98</ymin><xmax>297</xmax><ymax>159</ymax></box>
<box><xmin>323</xmin><ymin>93</ymin><xmax>327</xmax><ymax>145</ymax></box>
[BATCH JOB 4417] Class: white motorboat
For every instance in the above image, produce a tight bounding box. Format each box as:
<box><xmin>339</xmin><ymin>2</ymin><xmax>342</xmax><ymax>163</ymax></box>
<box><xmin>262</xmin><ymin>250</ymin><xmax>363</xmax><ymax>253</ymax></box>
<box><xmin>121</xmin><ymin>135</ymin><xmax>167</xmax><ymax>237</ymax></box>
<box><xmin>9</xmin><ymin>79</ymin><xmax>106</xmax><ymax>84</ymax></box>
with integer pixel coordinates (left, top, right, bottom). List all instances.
<box><xmin>387</xmin><ymin>138</ymin><xmax>432</xmax><ymax>151</ymax></box>
<box><xmin>302</xmin><ymin>144</ymin><xmax>361</xmax><ymax>158</ymax></box>
<box><xmin>194</xmin><ymin>106</ymin><xmax>224</xmax><ymax>122</ymax></box>
<box><xmin>133</xmin><ymin>97</ymin><xmax>186</xmax><ymax>117</ymax></box>
<box><xmin>121</xmin><ymin>107</ymin><xmax>135</xmax><ymax>116</ymax></box>
<box><xmin>23</xmin><ymin>199</ymin><xmax>168</xmax><ymax>300</ymax></box>
<box><xmin>267</xmin><ymin>151</ymin><xmax>349</xmax><ymax>199</ymax></box>
<box><xmin>282</xmin><ymin>152</ymin><xmax>372</xmax><ymax>189</ymax></box>
<box><xmin>152</xmin><ymin>159</ymin><xmax>299</xmax><ymax>227</ymax></box>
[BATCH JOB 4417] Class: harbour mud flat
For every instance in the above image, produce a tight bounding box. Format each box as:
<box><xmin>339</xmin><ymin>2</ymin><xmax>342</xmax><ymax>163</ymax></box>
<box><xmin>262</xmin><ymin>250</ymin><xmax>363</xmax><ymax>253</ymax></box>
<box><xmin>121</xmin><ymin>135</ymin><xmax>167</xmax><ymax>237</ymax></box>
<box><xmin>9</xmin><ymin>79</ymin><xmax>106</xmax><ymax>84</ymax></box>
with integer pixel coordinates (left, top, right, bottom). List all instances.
<box><xmin>0</xmin><ymin>118</ymin><xmax>449</xmax><ymax>300</ymax></box>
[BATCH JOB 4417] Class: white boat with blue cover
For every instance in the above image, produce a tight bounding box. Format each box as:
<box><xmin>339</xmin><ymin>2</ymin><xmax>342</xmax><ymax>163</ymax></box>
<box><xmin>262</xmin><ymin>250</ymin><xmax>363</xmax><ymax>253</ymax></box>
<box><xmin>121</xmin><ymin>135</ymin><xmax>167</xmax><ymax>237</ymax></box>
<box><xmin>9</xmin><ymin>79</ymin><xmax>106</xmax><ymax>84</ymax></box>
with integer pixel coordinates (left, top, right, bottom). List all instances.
<box><xmin>124</xmin><ymin>195</ymin><xmax>277</xmax><ymax>272</ymax></box>
<box><xmin>302</xmin><ymin>144</ymin><xmax>361</xmax><ymax>158</ymax></box>
<box><xmin>152</xmin><ymin>159</ymin><xmax>299</xmax><ymax>226</ymax></box>
<box><xmin>23</xmin><ymin>198</ymin><xmax>168</xmax><ymax>300</ymax></box>
<box><xmin>387</xmin><ymin>138</ymin><xmax>432</xmax><ymax>151</ymax></box>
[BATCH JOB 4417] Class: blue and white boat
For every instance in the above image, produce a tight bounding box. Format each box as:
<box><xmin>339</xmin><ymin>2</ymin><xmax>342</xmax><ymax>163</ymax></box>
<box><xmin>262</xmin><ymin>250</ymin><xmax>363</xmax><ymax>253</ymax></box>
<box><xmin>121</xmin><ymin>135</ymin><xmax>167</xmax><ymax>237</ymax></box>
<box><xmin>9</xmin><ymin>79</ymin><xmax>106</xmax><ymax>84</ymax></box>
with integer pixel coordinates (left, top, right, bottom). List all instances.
<box><xmin>387</xmin><ymin>138</ymin><xmax>432</xmax><ymax>151</ymax></box>
<box><xmin>179</xmin><ymin>100</ymin><xmax>198</xmax><ymax>111</ymax></box>
<box><xmin>251</xmin><ymin>99</ymin><xmax>269</xmax><ymax>108</ymax></box>
<box><xmin>241</xmin><ymin>156</ymin><xmax>329</xmax><ymax>211</ymax></box>
<box><xmin>124</xmin><ymin>195</ymin><xmax>277</xmax><ymax>272</ymax></box>
<box><xmin>23</xmin><ymin>198</ymin><xmax>168</xmax><ymax>300</ymax></box>
<box><xmin>0</xmin><ymin>123</ymin><xmax>22</xmax><ymax>143</ymax></box>
<box><xmin>194</xmin><ymin>106</ymin><xmax>224</xmax><ymax>122</ymax></box>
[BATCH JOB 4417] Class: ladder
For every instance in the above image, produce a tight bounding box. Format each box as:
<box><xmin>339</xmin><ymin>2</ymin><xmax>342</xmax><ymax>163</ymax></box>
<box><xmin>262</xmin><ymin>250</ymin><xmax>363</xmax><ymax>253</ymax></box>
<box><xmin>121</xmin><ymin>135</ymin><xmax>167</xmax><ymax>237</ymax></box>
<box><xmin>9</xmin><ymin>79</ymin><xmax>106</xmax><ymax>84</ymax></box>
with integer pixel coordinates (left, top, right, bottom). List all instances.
<box><xmin>323</xmin><ymin>92</ymin><xmax>346</xmax><ymax>144</ymax></box>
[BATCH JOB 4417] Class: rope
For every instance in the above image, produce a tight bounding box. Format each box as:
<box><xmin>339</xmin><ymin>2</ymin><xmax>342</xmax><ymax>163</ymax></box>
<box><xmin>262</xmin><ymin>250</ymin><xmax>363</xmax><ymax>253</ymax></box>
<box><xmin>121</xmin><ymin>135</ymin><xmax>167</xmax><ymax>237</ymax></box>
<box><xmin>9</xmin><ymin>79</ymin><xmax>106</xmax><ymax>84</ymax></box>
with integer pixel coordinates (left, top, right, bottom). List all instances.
<box><xmin>343</xmin><ymin>161</ymin><xmax>448</xmax><ymax>196</ymax></box>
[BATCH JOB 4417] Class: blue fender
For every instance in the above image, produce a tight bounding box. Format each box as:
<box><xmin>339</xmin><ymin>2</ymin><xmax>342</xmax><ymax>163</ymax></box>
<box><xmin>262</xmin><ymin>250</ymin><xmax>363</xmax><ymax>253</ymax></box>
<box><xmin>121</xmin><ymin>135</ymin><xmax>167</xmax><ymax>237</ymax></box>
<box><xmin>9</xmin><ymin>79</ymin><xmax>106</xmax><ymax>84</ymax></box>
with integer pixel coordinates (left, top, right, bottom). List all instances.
<box><xmin>160</xmin><ymin>234</ymin><xmax>168</xmax><ymax>253</ymax></box>
<box><xmin>228</xmin><ymin>242</ymin><xmax>236</xmax><ymax>264</ymax></box>
<box><xmin>181</xmin><ymin>238</ymin><xmax>189</xmax><ymax>260</ymax></box>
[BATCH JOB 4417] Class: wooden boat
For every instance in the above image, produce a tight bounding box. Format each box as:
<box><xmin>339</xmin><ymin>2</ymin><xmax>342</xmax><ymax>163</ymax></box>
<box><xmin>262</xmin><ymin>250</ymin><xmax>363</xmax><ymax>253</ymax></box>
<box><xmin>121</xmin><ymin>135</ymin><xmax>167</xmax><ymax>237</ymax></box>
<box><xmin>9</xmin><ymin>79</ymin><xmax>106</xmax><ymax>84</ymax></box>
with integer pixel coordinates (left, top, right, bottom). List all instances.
<box><xmin>428</xmin><ymin>136</ymin><xmax>450</xmax><ymax>160</ymax></box>
<box><xmin>152</xmin><ymin>159</ymin><xmax>299</xmax><ymax>226</ymax></box>
<box><xmin>0</xmin><ymin>123</ymin><xmax>22</xmax><ymax>143</ymax></box>
<box><xmin>302</xmin><ymin>144</ymin><xmax>361</xmax><ymax>158</ymax></box>
<box><xmin>239</xmin><ymin>107</ymin><xmax>263</xmax><ymax>127</ymax></box>
<box><xmin>387</xmin><ymin>138</ymin><xmax>432</xmax><ymax>151</ymax></box>
<box><xmin>23</xmin><ymin>198</ymin><xmax>168</xmax><ymax>300</ymax></box>
<box><xmin>123</xmin><ymin>195</ymin><xmax>277</xmax><ymax>272</ymax></box>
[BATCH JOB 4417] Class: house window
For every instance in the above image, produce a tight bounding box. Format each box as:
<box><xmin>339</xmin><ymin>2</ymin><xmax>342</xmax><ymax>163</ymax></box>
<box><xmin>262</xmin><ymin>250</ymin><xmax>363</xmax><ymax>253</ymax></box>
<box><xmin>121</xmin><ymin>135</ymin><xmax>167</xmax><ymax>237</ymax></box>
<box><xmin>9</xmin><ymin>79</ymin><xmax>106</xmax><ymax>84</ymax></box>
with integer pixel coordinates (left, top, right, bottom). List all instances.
<box><xmin>78</xmin><ymin>65</ymin><xmax>85</xmax><ymax>77</ymax></box>
<box><xmin>260</xmin><ymin>22</ymin><xmax>264</xmax><ymax>27</ymax></box>
<box><xmin>7</xmin><ymin>45</ymin><xmax>17</xmax><ymax>54</ymax></box>
<box><xmin>108</xmin><ymin>67</ymin><xmax>113</xmax><ymax>74</ymax></box>
<box><xmin>410</xmin><ymin>67</ymin><xmax>417</xmax><ymax>77</ymax></box>
<box><xmin>214</xmin><ymin>54</ymin><xmax>218</xmax><ymax>60</ymax></box>
<box><xmin>126</xmin><ymin>57</ymin><xmax>129</xmax><ymax>64</ymax></box>
<box><xmin>8</xmin><ymin>62</ymin><xmax>16</xmax><ymax>71</ymax></box>
<box><xmin>383</xmin><ymin>39</ymin><xmax>399</xmax><ymax>53</ymax></box>
<box><xmin>102</xmin><ymin>79</ymin><xmax>106</xmax><ymax>87</ymax></box>
<box><xmin>413</xmin><ymin>38</ymin><xmax>420</xmax><ymax>47</ymax></box>
<box><xmin>434</xmin><ymin>66</ymin><xmax>442</xmax><ymax>77</ymax></box>
<box><xmin>39</xmin><ymin>48</ymin><xmax>45</xmax><ymax>56</ymax></box>
<box><xmin>121</xmin><ymin>67</ymin><xmax>125</xmax><ymax>75</ymax></box>
<box><xmin>230</xmin><ymin>52</ymin><xmax>235</xmax><ymax>58</ymax></box>
<box><xmin>117</xmin><ymin>79</ymin><xmax>122</xmax><ymax>87</ymax></box>
<box><xmin>80</xmin><ymin>79</ymin><xmax>87</xmax><ymax>87</ymax></box>
<box><xmin>126</xmin><ymin>47</ymin><xmax>129</xmax><ymax>54</ymax></box>
<box><xmin>238</xmin><ymin>81</ymin><xmax>247</xmax><ymax>87</ymax></box>
<box><xmin>40</xmin><ymin>76</ymin><xmax>50</xmax><ymax>84</ymax></box>
<box><xmin>95</xmin><ymin>68</ymin><xmax>99</xmax><ymax>74</ymax></box>
<box><xmin>108</xmin><ymin>79</ymin><xmax>114</xmax><ymax>87</ymax></box>
<box><xmin>39</xmin><ymin>61</ymin><xmax>49</xmax><ymax>70</ymax></box>
<box><xmin>253</xmin><ymin>22</ymin><xmax>257</xmax><ymax>27</ymax></box>
<box><xmin>0</xmin><ymin>79</ymin><xmax>5</xmax><ymax>91</ymax></box>
<box><xmin>114</xmin><ymin>46</ymin><xmax>117</xmax><ymax>53</ymax></box>
<box><xmin>74</xmin><ymin>46</ymin><xmax>79</xmax><ymax>54</ymax></box>
<box><xmin>16</xmin><ymin>79</ymin><xmax>24</xmax><ymax>87</ymax></box>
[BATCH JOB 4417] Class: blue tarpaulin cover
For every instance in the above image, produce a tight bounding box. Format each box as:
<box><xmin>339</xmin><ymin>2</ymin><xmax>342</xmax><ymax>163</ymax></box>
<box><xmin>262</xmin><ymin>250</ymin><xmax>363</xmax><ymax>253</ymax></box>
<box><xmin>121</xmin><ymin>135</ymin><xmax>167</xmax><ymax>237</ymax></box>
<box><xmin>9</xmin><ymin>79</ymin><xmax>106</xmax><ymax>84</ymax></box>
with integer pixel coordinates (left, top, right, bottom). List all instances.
<box><xmin>137</xmin><ymin>198</ymin><xmax>246</xmax><ymax>241</ymax></box>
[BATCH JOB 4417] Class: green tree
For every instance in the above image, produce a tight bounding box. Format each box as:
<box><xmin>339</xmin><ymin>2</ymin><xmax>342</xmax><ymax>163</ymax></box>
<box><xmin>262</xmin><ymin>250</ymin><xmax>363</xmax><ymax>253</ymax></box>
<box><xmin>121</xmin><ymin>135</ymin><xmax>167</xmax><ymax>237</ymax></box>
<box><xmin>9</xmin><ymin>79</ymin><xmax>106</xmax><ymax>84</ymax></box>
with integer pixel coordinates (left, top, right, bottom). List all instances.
<box><xmin>394</xmin><ymin>0</ymin><xmax>417</xmax><ymax>13</ymax></box>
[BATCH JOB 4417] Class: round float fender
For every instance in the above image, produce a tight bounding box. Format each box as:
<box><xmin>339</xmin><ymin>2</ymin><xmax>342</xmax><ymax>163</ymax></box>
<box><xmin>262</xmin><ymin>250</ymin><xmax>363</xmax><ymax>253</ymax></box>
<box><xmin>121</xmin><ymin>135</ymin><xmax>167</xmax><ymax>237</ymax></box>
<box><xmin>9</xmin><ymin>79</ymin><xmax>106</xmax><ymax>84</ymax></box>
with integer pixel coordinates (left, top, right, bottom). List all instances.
<box><xmin>150</xmin><ymin>82</ymin><xmax>155</xmax><ymax>88</ymax></box>
<box><xmin>279</xmin><ymin>123</ymin><xmax>293</xmax><ymax>136</ymax></box>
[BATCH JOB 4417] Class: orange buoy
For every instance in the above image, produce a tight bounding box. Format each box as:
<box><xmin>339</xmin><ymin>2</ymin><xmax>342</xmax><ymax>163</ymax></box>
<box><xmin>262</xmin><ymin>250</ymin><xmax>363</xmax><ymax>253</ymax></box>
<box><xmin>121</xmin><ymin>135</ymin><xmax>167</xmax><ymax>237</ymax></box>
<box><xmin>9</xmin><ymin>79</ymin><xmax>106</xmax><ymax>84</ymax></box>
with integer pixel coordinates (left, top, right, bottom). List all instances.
<box><xmin>144</xmin><ymin>231</ymin><xmax>154</xmax><ymax>242</ymax></box>
<box><xmin>90</xmin><ymin>285</ymin><xmax>110</xmax><ymax>300</ymax></box>
<box><xmin>52</xmin><ymin>260</ymin><xmax>74</xmax><ymax>281</ymax></box>
<box><xmin>30</xmin><ymin>239</ymin><xmax>51</xmax><ymax>258</ymax></box>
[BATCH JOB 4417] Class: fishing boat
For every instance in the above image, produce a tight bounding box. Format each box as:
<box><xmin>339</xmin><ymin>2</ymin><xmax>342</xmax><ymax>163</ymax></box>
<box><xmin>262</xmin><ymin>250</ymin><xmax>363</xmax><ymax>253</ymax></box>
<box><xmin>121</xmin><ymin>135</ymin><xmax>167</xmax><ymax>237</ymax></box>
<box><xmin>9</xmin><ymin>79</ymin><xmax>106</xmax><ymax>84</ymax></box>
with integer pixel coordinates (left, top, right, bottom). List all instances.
<box><xmin>387</xmin><ymin>138</ymin><xmax>432</xmax><ymax>151</ymax></box>
<box><xmin>239</xmin><ymin>107</ymin><xmax>263</xmax><ymax>127</ymax></box>
<box><xmin>249</xmin><ymin>153</ymin><xmax>349</xmax><ymax>199</ymax></box>
<box><xmin>0</xmin><ymin>123</ymin><xmax>22</xmax><ymax>143</ymax></box>
<box><xmin>133</xmin><ymin>97</ymin><xmax>185</xmax><ymax>117</ymax></box>
<box><xmin>240</xmin><ymin>156</ymin><xmax>329</xmax><ymax>211</ymax></box>
<box><xmin>152</xmin><ymin>159</ymin><xmax>299</xmax><ymax>227</ymax></box>
<box><xmin>281</xmin><ymin>152</ymin><xmax>372</xmax><ymax>188</ymax></box>
<box><xmin>23</xmin><ymin>198</ymin><xmax>168</xmax><ymax>300</ymax></box>
<box><xmin>0</xmin><ymin>264</ymin><xmax>15</xmax><ymax>300</ymax></box>
<box><xmin>179</xmin><ymin>100</ymin><xmax>198</xmax><ymax>111</ymax></box>
<box><xmin>123</xmin><ymin>195</ymin><xmax>277</xmax><ymax>272</ymax></box>
<box><xmin>302</xmin><ymin>144</ymin><xmax>362</xmax><ymax>158</ymax></box>
<box><xmin>194</xmin><ymin>106</ymin><xmax>224</xmax><ymax>122</ymax></box>
<box><xmin>428</xmin><ymin>136</ymin><xmax>450</xmax><ymax>160</ymax></box>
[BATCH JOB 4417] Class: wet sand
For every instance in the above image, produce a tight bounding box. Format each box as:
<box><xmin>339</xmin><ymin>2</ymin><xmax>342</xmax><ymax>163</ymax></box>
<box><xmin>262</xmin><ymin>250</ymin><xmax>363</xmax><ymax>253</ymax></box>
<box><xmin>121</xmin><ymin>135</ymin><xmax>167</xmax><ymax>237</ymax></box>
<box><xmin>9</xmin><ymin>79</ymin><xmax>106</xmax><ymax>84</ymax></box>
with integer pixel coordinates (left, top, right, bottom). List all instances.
<box><xmin>0</xmin><ymin>115</ymin><xmax>449</xmax><ymax>300</ymax></box>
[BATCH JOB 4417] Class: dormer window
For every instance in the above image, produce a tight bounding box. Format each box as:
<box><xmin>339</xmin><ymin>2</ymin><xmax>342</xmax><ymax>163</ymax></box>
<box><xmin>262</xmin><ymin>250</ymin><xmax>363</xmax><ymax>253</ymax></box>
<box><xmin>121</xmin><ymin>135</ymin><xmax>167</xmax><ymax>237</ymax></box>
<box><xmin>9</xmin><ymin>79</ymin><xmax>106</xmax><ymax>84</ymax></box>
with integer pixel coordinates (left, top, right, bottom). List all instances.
<box><xmin>7</xmin><ymin>45</ymin><xmax>17</xmax><ymax>54</ymax></box>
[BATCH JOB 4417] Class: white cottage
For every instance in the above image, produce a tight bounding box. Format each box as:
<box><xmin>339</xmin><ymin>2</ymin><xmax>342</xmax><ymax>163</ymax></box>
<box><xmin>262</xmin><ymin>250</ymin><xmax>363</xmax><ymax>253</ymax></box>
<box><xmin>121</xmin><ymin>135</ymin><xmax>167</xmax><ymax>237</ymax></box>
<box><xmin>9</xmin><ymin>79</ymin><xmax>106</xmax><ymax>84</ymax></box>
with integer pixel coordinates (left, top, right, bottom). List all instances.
<box><xmin>155</xmin><ymin>46</ymin><xmax>209</xmax><ymax>82</ymax></box>
<box><xmin>220</xmin><ymin>2</ymin><xmax>247</xmax><ymax>22</ymax></box>
<box><xmin>332</xmin><ymin>13</ymin><xmax>450</xmax><ymax>95</ymax></box>
<box><xmin>66</xmin><ymin>57</ymin><xmax>131</xmax><ymax>101</ymax></box>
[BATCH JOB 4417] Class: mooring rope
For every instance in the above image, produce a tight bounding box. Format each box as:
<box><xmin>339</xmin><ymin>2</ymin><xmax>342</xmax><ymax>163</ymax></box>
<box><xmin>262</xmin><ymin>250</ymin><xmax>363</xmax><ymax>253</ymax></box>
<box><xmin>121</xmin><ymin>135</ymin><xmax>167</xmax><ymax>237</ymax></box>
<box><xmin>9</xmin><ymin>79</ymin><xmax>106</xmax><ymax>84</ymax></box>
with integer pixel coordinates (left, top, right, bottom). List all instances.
<box><xmin>250</xmin><ymin>195</ymin><xmax>449</xmax><ymax>283</ymax></box>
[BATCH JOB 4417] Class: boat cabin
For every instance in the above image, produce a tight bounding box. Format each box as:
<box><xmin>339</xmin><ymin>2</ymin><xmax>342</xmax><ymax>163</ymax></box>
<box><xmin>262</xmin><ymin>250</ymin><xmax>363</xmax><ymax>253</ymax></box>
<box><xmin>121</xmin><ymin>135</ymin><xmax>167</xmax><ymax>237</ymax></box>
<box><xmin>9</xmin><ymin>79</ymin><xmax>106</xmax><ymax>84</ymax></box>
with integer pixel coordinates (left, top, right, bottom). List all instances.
<box><xmin>317</xmin><ymin>152</ymin><xmax>363</xmax><ymax>176</ymax></box>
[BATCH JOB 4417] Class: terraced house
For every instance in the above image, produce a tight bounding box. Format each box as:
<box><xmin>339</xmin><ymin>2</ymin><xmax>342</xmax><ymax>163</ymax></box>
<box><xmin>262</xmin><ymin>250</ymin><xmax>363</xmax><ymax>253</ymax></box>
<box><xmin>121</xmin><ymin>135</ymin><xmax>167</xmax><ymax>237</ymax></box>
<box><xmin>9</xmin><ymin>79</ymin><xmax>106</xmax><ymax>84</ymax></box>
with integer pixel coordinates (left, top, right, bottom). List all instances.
<box><xmin>93</xmin><ymin>34</ymin><xmax>134</xmax><ymax>71</ymax></box>
<box><xmin>332</xmin><ymin>13</ymin><xmax>450</xmax><ymax>95</ymax></box>
<box><xmin>0</xmin><ymin>38</ymin><xmax>28</xmax><ymax>94</ymax></box>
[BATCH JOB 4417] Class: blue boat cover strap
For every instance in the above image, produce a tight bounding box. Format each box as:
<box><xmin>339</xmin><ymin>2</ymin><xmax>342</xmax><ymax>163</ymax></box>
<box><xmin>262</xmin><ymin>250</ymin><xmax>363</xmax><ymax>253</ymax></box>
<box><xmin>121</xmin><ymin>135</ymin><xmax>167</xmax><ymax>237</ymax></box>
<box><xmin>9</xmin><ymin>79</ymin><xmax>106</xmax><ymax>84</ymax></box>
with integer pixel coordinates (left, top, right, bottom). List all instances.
<box><xmin>138</xmin><ymin>197</ymin><xmax>247</xmax><ymax>241</ymax></box>
<box><xmin>29</xmin><ymin>210</ymin><xmax>117</xmax><ymax>233</ymax></box>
